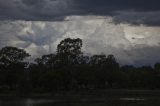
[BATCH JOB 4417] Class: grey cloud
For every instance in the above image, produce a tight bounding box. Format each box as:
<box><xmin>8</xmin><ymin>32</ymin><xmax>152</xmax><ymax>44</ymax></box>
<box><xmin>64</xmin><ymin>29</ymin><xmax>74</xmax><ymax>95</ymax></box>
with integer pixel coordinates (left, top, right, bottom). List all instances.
<box><xmin>1</xmin><ymin>16</ymin><xmax>160</xmax><ymax>65</ymax></box>
<box><xmin>0</xmin><ymin>0</ymin><xmax>73</xmax><ymax>21</ymax></box>
<box><xmin>125</xmin><ymin>45</ymin><xmax>160</xmax><ymax>66</ymax></box>
<box><xmin>112</xmin><ymin>11</ymin><xmax>160</xmax><ymax>26</ymax></box>
<box><xmin>21</xmin><ymin>0</ymin><xmax>45</xmax><ymax>6</ymax></box>
<box><xmin>0</xmin><ymin>0</ymin><xmax>160</xmax><ymax>25</ymax></box>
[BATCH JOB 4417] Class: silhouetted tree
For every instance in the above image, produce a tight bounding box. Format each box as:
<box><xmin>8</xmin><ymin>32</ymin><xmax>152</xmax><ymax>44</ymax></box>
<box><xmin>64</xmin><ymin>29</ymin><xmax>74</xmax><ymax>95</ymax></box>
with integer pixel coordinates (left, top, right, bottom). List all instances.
<box><xmin>90</xmin><ymin>54</ymin><xmax>107</xmax><ymax>67</ymax></box>
<box><xmin>0</xmin><ymin>46</ymin><xmax>30</xmax><ymax>66</ymax></box>
<box><xmin>103</xmin><ymin>55</ymin><xmax>120</xmax><ymax>88</ymax></box>
<box><xmin>1</xmin><ymin>39</ymin><xmax>160</xmax><ymax>92</ymax></box>
<box><xmin>57</xmin><ymin>38</ymin><xmax>83</xmax><ymax>66</ymax></box>
<box><xmin>35</xmin><ymin>54</ymin><xmax>57</xmax><ymax>69</ymax></box>
<box><xmin>0</xmin><ymin>46</ymin><xmax>30</xmax><ymax>90</ymax></box>
<box><xmin>154</xmin><ymin>63</ymin><xmax>160</xmax><ymax>88</ymax></box>
<box><xmin>155</xmin><ymin>63</ymin><xmax>160</xmax><ymax>71</ymax></box>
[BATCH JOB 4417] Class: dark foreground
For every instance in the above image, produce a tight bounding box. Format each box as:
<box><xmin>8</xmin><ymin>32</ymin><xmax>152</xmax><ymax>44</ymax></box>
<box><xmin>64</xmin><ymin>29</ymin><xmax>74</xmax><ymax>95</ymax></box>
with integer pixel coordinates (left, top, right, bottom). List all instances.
<box><xmin>1</xmin><ymin>90</ymin><xmax>160</xmax><ymax>106</ymax></box>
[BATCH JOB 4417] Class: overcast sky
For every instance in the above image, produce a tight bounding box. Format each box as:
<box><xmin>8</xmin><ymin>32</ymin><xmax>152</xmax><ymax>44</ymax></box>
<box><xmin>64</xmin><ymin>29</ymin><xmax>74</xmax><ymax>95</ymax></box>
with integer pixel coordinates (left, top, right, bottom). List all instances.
<box><xmin>0</xmin><ymin>0</ymin><xmax>160</xmax><ymax>66</ymax></box>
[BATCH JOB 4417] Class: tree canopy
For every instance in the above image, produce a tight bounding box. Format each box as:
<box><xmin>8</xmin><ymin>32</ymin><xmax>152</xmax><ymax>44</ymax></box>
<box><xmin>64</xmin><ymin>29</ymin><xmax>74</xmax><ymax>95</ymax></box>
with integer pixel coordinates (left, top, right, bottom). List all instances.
<box><xmin>0</xmin><ymin>46</ymin><xmax>30</xmax><ymax>66</ymax></box>
<box><xmin>0</xmin><ymin>38</ymin><xmax>160</xmax><ymax>92</ymax></box>
<box><xmin>57</xmin><ymin>38</ymin><xmax>83</xmax><ymax>66</ymax></box>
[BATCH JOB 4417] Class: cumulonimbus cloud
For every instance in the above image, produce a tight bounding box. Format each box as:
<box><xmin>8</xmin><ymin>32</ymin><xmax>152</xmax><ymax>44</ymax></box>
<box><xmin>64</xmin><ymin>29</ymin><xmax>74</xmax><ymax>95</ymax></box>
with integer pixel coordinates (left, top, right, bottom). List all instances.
<box><xmin>0</xmin><ymin>16</ymin><xmax>160</xmax><ymax>66</ymax></box>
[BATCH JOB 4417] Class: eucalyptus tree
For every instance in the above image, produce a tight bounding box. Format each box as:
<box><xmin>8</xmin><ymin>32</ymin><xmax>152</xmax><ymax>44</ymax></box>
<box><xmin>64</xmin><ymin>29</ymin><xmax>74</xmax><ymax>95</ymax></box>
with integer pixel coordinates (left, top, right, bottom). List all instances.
<box><xmin>0</xmin><ymin>46</ymin><xmax>30</xmax><ymax>90</ymax></box>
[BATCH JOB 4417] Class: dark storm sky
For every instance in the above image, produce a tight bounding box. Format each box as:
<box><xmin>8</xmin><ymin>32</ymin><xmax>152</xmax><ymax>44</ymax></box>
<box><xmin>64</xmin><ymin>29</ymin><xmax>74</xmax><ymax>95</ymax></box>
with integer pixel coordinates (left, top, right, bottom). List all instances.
<box><xmin>0</xmin><ymin>0</ymin><xmax>160</xmax><ymax>25</ymax></box>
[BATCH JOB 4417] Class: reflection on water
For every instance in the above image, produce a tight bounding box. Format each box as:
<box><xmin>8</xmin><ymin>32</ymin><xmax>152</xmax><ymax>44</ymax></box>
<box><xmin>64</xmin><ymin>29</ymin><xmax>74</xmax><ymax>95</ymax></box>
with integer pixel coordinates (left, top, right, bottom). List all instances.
<box><xmin>120</xmin><ymin>98</ymin><xmax>145</xmax><ymax>101</ymax></box>
<box><xmin>25</xmin><ymin>99</ymin><xmax>54</xmax><ymax>106</ymax></box>
<box><xmin>0</xmin><ymin>97</ymin><xmax>160</xmax><ymax>106</ymax></box>
<box><xmin>25</xmin><ymin>99</ymin><xmax>33</xmax><ymax>106</ymax></box>
<box><xmin>0</xmin><ymin>99</ymin><xmax>55</xmax><ymax>106</ymax></box>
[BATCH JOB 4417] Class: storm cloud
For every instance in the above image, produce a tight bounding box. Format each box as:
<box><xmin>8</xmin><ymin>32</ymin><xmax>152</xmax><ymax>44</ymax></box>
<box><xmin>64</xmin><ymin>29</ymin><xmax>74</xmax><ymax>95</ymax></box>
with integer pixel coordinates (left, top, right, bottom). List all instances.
<box><xmin>0</xmin><ymin>0</ymin><xmax>160</xmax><ymax>66</ymax></box>
<box><xmin>0</xmin><ymin>0</ymin><xmax>160</xmax><ymax>25</ymax></box>
<box><xmin>0</xmin><ymin>16</ymin><xmax>160</xmax><ymax>65</ymax></box>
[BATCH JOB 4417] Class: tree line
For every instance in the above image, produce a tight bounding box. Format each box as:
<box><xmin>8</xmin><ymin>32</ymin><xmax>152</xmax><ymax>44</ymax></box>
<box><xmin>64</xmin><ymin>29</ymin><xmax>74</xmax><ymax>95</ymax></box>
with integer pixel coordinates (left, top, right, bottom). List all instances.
<box><xmin>0</xmin><ymin>38</ymin><xmax>160</xmax><ymax>93</ymax></box>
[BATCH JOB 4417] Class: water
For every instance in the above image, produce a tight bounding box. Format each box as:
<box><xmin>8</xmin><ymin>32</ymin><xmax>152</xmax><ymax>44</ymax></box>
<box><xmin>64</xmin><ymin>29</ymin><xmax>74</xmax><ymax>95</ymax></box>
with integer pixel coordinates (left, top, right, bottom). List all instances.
<box><xmin>1</xmin><ymin>90</ymin><xmax>160</xmax><ymax>106</ymax></box>
<box><xmin>1</xmin><ymin>97</ymin><xmax>160</xmax><ymax>106</ymax></box>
